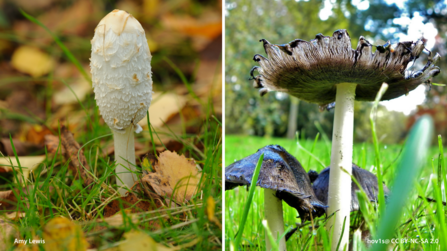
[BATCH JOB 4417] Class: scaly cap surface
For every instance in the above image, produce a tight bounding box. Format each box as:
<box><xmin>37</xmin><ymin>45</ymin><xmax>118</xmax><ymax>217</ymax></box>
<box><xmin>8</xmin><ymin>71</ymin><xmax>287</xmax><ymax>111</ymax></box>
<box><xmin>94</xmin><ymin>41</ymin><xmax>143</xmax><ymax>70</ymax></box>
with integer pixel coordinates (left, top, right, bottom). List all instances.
<box><xmin>91</xmin><ymin>10</ymin><xmax>152</xmax><ymax>133</ymax></box>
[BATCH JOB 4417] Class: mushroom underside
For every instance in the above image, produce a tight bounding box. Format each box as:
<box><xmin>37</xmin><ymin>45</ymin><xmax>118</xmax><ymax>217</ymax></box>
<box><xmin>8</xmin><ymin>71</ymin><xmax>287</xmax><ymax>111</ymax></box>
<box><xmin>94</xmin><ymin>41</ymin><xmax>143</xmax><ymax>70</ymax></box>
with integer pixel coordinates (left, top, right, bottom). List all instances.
<box><xmin>225</xmin><ymin>145</ymin><xmax>326</xmax><ymax>220</ymax></box>
<box><xmin>251</xmin><ymin>29</ymin><xmax>440</xmax><ymax>105</ymax></box>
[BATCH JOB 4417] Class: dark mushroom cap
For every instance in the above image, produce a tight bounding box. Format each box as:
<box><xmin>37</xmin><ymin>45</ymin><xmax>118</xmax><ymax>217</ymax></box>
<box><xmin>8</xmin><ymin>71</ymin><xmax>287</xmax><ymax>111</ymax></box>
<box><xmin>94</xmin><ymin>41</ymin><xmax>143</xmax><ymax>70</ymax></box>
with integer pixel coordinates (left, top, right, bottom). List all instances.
<box><xmin>311</xmin><ymin>163</ymin><xmax>390</xmax><ymax>212</ymax></box>
<box><xmin>225</xmin><ymin>145</ymin><xmax>326</xmax><ymax>221</ymax></box>
<box><xmin>251</xmin><ymin>29</ymin><xmax>441</xmax><ymax>105</ymax></box>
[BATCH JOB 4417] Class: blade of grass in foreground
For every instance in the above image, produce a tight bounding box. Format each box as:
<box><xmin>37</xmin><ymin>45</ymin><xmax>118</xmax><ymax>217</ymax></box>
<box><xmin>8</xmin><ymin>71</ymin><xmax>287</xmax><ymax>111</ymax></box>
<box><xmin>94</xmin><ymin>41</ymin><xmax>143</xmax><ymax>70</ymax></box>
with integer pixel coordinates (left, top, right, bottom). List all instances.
<box><xmin>371</xmin><ymin>115</ymin><xmax>433</xmax><ymax>251</ymax></box>
<box><xmin>233</xmin><ymin>153</ymin><xmax>264</xmax><ymax>250</ymax></box>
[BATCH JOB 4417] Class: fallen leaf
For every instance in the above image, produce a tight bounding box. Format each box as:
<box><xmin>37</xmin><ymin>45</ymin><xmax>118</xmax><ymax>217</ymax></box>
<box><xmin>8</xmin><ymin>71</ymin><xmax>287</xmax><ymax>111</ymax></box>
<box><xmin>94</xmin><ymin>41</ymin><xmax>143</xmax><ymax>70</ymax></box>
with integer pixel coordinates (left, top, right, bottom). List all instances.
<box><xmin>119</xmin><ymin>230</ymin><xmax>173</xmax><ymax>251</ymax></box>
<box><xmin>26</xmin><ymin>125</ymin><xmax>53</xmax><ymax>145</ymax></box>
<box><xmin>102</xmin><ymin>210</ymin><xmax>139</xmax><ymax>228</ymax></box>
<box><xmin>0</xmin><ymin>138</ymin><xmax>40</xmax><ymax>156</ymax></box>
<box><xmin>4</xmin><ymin>211</ymin><xmax>26</xmax><ymax>221</ymax></box>
<box><xmin>11</xmin><ymin>46</ymin><xmax>54</xmax><ymax>77</ymax></box>
<box><xmin>60</xmin><ymin>126</ymin><xmax>94</xmax><ymax>188</ymax></box>
<box><xmin>0</xmin><ymin>220</ymin><xmax>18</xmax><ymax>248</ymax></box>
<box><xmin>0</xmin><ymin>156</ymin><xmax>45</xmax><ymax>182</ymax></box>
<box><xmin>44</xmin><ymin>134</ymin><xmax>65</xmax><ymax>155</ymax></box>
<box><xmin>206</xmin><ymin>196</ymin><xmax>221</xmax><ymax>229</ymax></box>
<box><xmin>161</xmin><ymin>14</ymin><xmax>221</xmax><ymax>39</ymax></box>
<box><xmin>43</xmin><ymin>217</ymin><xmax>88</xmax><ymax>251</ymax></box>
<box><xmin>143</xmin><ymin>151</ymin><xmax>201</xmax><ymax>204</ymax></box>
<box><xmin>138</xmin><ymin>92</ymin><xmax>187</xmax><ymax>128</ymax></box>
<box><xmin>53</xmin><ymin>78</ymin><xmax>91</xmax><ymax>105</ymax></box>
<box><xmin>0</xmin><ymin>190</ymin><xmax>16</xmax><ymax>210</ymax></box>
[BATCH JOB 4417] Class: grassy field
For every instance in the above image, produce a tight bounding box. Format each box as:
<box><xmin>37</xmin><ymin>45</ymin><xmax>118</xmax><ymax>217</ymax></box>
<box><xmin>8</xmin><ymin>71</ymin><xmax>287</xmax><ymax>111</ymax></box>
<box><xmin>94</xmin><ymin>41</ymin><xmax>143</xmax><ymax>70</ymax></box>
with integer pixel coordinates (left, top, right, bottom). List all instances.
<box><xmin>225</xmin><ymin>133</ymin><xmax>446</xmax><ymax>250</ymax></box>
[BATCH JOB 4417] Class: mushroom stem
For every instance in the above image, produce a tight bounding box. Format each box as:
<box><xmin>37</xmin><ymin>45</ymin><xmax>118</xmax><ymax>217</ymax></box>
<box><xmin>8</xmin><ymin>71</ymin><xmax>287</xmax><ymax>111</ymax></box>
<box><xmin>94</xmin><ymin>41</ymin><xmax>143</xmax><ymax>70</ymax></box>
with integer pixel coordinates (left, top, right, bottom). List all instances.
<box><xmin>264</xmin><ymin>188</ymin><xmax>286</xmax><ymax>251</ymax></box>
<box><xmin>326</xmin><ymin>83</ymin><xmax>357</xmax><ymax>251</ymax></box>
<box><xmin>113</xmin><ymin>126</ymin><xmax>137</xmax><ymax>195</ymax></box>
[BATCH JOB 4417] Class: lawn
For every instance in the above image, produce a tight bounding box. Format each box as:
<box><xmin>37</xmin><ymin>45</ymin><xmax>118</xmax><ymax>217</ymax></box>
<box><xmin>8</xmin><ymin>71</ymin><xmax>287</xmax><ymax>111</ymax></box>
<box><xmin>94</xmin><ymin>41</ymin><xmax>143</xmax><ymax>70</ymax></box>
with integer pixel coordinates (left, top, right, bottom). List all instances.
<box><xmin>225</xmin><ymin>133</ymin><xmax>446</xmax><ymax>250</ymax></box>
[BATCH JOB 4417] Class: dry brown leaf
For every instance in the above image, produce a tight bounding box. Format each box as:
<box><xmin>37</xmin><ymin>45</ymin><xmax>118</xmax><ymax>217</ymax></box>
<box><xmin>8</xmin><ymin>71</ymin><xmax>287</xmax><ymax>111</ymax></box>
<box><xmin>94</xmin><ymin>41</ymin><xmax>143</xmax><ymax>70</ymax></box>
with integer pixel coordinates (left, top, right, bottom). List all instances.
<box><xmin>143</xmin><ymin>151</ymin><xmax>201</xmax><ymax>204</ymax></box>
<box><xmin>0</xmin><ymin>138</ymin><xmax>40</xmax><ymax>156</ymax></box>
<box><xmin>53</xmin><ymin>78</ymin><xmax>91</xmax><ymax>105</ymax></box>
<box><xmin>101</xmin><ymin>210</ymin><xmax>139</xmax><ymax>228</ymax></box>
<box><xmin>43</xmin><ymin>217</ymin><xmax>88</xmax><ymax>251</ymax></box>
<box><xmin>11</xmin><ymin>46</ymin><xmax>54</xmax><ymax>77</ymax></box>
<box><xmin>4</xmin><ymin>211</ymin><xmax>26</xmax><ymax>221</ymax></box>
<box><xmin>26</xmin><ymin>125</ymin><xmax>53</xmax><ymax>145</ymax></box>
<box><xmin>60</xmin><ymin>126</ymin><xmax>94</xmax><ymax>188</ymax></box>
<box><xmin>14</xmin><ymin>0</ymin><xmax>55</xmax><ymax>12</ymax></box>
<box><xmin>161</xmin><ymin>14</ymin><xmax>221</xmax><ymax>39</ymax></box>
<box><xmin>161</xmin><ymin>12</ymin><xmax>221</xmax><ymax>50</ymax></box>
<box><xmin>138</xmin><ymin>92</ymin><xmax>187</xmax><ymax>128</ymax></box>
<box><xmin>0</xmin><ymin>190</ymin><xmax>16</xmax><ymax>210</ymax></box>
<box><xmin>119</xmin><ymin>230</ymin><xmax>174</xmax><ymax>251</ymax></box>
<box><xmin>38</xmin><ymin>0</ymin><xmax>95</xmax><ymax>37</ymax></box>
<box><xmin>0</xmin><ymin>221</ymin><xmax>18</xmax><ymax>248</ymax></box>
<box><xmin>0</xmin><ymin>156</ymin><xmax>45</xmax><ymax>182</ymax></box>
<box><xmin>44</xmin><ymin>135</ymin><xmax>65</xmax><ymax>155</ymax></box>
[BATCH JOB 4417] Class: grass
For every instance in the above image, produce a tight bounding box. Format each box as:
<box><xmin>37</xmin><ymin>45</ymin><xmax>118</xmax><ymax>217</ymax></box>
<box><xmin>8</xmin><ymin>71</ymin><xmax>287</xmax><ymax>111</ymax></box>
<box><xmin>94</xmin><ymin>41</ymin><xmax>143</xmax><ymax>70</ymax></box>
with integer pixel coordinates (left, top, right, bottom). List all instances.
<box><xmin>1</xmin><ymin>90</ymin><xmax>222</xmax><ymax>250</ymax></box>
<box><xmin>225</xmin><ymin>129</ymin><xmax>446</xmax><ymax>250</ymax></box>
<box><xmin>0</xmin><ymin>11</ymin><xmax>222</xmax><ymax>251</ymax></box>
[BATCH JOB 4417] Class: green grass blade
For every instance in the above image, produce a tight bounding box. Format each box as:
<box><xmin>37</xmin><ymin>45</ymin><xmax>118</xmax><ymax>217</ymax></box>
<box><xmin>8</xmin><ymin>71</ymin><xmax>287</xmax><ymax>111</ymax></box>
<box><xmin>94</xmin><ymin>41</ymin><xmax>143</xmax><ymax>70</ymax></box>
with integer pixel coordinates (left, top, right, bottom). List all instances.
<box><xmin>234</xmin><ymin>153</ymin><xmax>264</xmax><ymax>249</ymax></box>
<box><xmin>369</xmin><ymin>83</ymin><xmax>388</xmax><ymax>216</ymax></box>
<box><xmin>371</xmin><ymin>115</ymin><xmax>434</xmax><ymax>251</ymax></box>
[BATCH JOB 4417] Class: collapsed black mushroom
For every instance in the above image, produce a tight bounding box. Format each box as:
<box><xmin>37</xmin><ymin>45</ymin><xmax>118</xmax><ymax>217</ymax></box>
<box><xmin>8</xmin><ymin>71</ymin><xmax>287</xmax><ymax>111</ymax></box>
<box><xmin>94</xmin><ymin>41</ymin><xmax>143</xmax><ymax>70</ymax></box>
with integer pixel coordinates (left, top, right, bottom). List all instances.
<box><xmin>309</xmin><ymin>163</ymin><xmax>390</xmax><ymax>211</ymax></box>
<box><xmin>225</xmin><ymin>145</ymin><xmax>326</xmax><ymax>250</ymax></box>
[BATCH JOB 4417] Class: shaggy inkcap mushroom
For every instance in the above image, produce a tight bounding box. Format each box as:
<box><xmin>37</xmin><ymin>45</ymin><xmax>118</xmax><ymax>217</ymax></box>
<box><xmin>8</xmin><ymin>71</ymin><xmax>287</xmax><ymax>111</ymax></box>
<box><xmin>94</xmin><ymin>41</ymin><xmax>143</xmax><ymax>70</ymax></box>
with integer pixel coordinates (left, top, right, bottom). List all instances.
<box><xmin>91</xmin><ymin>10</ymin><xmax>152</xmax><ymax>195</ymax></box>
<box><xmin>250</xmin><ymin>29</ymin><xmax>440</xmax><ymax>105</ymax></box>
<box><xmin>250</xmin><ymin>29</ymin><xmax>440</xmax><ymax>250</ymax></box>
<box><xmin>310</xmin><ymin>163</ymin><xmax>390</xmax><ymax>212</ymax></box>
<box><xmin>91</xmin><ymin>10</ymin><xmax>152</xmax><ymax>132</ymax></box>
<box><xmin>225</xmin><ymin>145</ymin><xmax>326</xmax><ymax>250</ymax></box>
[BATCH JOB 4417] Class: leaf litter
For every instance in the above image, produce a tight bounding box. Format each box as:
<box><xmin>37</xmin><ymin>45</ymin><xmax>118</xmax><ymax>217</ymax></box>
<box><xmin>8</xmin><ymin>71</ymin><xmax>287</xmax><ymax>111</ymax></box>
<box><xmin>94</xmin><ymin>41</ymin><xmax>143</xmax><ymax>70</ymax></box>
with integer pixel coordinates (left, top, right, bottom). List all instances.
<box><xmin>0</xmin><ymin>0</ymin><xmax>222</xmax><ymax>249</ymax></box>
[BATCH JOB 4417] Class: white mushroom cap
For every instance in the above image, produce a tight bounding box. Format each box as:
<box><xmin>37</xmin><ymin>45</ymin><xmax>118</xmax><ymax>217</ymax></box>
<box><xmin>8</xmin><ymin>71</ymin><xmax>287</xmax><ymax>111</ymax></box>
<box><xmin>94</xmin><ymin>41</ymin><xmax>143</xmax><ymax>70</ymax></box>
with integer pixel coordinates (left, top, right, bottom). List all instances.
<box><xmin>90</xmin><ymin>9</ymin><xmax>152</xmax><ymax>133</ymax></box>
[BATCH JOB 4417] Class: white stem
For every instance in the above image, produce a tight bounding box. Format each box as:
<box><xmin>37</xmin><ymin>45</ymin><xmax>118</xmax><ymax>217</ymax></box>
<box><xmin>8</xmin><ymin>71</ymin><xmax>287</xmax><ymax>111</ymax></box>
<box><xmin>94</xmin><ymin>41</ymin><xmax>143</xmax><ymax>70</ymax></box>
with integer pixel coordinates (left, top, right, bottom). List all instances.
<box><xmin>113</xmin><ymin>126</ymin><xmax>137</xmax><ymax>196</ymax></box>
<box><xmin>264</xmin><ymin>189</ymin><xmax>286</xmax><ymax>251</ymax></box>
<box><xmin>326</xmin><ymin>83</ymin><xmax>357</xmax><ymax>251</ymax></box>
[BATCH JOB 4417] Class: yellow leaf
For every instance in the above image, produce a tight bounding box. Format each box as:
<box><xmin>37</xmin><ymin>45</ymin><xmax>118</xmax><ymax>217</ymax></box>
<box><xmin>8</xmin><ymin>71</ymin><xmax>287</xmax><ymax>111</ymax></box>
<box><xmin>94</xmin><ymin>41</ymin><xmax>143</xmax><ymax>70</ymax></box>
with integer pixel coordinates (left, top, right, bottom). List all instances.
<box><xmin>143</xmin><ymin>151</ymin><xmax>201</xmax><ymax>204</ymax></box>
<box><xmin>43</xmin><ymin>217</ymin><xmax>88</xmax><ymax>251</ymax></box>
<box><xmin>5</xmin><ymin>211</ymin><xmax>26</xmax><ymax>220</ymax></box>
<box><xmin>99</xmin><ymin>210</ymin><xmax>138</xmax><ymax>227</ymax></box>
<box><xmin>142</xmin><ymin>158</ymin><xmax>153</xmax><ymax>172</ymax></box>
<box><xmin>11</xmin><ymin>46</ymin><xmax>54</xmax><ymax>77</ymax></box>
<box><xmin>0</xmin><ymin>156</ymin><xmax>45</xmax><ymax>183</ymax></box>
<box><xmin>119</xmin><ymin>230</ymin><xmax>173</xmax><ymax>251</ymax></box>
<box><xmin>53</xmin><ymin>78</ymin><xmax>91</xmax><ymax>105</ymax></box>
<box><xmin>138</xmin><ymin>92</ymin><xmax>187</xmax><ymax>128</ymax></box>
<box><xmin>206</xmin><ymin>196</ymin><xmax>222</xmax><ymax>229</ymax></box>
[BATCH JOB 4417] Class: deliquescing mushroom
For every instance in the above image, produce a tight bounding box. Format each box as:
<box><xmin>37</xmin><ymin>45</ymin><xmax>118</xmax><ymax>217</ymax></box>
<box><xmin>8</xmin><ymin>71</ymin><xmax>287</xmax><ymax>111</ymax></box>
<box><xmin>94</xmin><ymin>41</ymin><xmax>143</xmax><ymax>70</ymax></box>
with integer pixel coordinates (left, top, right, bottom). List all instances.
<box><xmin>250</xmin><ymin>29</ymin><xmax>440</xmax><ymax>250</ymax></box>
<box><xmin>310</xmin><ymin>163</ymin><xmax>390</xmax><ymax>212</ymax></box>
<box><xmin>225</xmin><ymin>145</ymin><xmax>326</xmax><ymax>251</ymax></box>
<box><xmin>91</xmin><ymin>10</ymin><xmax>153</xmax><ymax>195</ymax></box>
<box><xmin>286</xmin><ymin>164</ymin><xmax>389</xmax><ymax>243</ymax></box>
